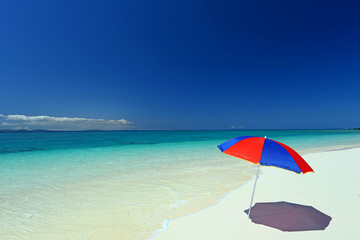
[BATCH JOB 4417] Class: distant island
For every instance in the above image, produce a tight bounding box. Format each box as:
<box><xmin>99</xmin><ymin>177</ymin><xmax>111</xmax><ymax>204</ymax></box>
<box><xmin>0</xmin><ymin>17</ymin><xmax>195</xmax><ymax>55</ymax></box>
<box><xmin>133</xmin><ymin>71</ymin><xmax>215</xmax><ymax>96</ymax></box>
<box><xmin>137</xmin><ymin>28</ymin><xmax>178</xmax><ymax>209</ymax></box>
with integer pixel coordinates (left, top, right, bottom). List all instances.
<box><xmin>0</xmin><ymin>129</ymin><xmax>52</xmax><ymax>133</ymax></box>
<box><xmin>0</xmin><ymin>129</ymin><xmax>107</xmax><ymax>133</ymax></box>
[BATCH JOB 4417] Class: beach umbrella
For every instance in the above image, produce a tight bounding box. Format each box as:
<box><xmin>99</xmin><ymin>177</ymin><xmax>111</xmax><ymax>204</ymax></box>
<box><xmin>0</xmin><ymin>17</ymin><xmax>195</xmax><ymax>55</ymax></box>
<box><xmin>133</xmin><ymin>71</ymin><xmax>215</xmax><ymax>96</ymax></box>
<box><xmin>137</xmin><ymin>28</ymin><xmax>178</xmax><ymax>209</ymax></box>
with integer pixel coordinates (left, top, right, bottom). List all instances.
<box><xmin>217</xmin><ymin>136</ymin><xmax>314</xmax><ymax>218</ymax></box>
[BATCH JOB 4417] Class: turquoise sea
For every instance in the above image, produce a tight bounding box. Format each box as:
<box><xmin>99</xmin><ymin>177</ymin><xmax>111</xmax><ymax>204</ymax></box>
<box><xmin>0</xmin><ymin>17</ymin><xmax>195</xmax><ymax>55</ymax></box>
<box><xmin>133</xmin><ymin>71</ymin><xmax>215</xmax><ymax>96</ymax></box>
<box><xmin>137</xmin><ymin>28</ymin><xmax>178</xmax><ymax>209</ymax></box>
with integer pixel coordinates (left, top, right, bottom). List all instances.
<box><xmin>1</xmin><ymin>130</ymin><xmax>360</xmax><ymax>239</ymax></box>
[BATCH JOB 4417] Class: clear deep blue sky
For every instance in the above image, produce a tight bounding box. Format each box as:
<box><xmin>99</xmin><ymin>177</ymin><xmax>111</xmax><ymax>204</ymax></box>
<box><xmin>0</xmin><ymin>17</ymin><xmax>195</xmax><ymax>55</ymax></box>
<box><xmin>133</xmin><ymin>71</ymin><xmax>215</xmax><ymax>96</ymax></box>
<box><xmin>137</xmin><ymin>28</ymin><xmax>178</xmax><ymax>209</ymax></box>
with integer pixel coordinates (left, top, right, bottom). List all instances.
<box><xmin>1</xmin><ymin>0</ymin><xmax>359</xmax><ymax>130</ymax></box>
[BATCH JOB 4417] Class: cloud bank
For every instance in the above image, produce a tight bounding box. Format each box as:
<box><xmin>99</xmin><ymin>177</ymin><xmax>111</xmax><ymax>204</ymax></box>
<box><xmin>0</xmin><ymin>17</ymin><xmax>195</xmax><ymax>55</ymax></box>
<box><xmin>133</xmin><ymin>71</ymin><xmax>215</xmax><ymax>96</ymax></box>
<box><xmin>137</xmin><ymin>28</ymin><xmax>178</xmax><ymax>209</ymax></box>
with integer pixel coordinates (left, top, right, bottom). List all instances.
<box><xmin>0</xmin><ymin>114</ymin><xmax>133</xmax><ymax>131</ymax></box>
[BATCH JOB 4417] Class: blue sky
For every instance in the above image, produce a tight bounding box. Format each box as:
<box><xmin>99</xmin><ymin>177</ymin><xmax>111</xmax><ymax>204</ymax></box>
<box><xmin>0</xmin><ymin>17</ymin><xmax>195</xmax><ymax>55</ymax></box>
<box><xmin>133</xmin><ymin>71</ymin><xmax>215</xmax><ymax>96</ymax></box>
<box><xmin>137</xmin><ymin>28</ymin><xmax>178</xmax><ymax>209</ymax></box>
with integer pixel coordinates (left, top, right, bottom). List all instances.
<box><xmin>1</xmin><ymin>0</ymin><xmax>359</xmax><ymax>130</ymax></box>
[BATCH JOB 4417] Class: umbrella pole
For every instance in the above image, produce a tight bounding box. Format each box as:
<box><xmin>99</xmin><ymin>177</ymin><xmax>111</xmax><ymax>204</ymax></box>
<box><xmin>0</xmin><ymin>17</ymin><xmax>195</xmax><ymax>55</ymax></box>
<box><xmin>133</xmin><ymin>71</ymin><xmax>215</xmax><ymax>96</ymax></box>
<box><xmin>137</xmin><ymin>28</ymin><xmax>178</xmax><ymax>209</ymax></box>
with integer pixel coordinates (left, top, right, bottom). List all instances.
<box><xmin>248</xmin><ymin>163</ymin><xmax>260</xmax><ymax>219</ymax></box>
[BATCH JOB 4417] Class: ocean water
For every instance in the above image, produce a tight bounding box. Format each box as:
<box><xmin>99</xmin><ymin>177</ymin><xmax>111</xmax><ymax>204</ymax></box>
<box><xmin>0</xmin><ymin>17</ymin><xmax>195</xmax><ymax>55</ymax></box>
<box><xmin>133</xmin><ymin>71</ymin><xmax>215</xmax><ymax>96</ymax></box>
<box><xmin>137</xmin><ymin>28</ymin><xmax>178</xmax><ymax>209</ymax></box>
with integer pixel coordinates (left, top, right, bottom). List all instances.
<box><xmin>0</xmin><ymin>130</ymin><xmax>359</xmax><ymax>239</ymax></box>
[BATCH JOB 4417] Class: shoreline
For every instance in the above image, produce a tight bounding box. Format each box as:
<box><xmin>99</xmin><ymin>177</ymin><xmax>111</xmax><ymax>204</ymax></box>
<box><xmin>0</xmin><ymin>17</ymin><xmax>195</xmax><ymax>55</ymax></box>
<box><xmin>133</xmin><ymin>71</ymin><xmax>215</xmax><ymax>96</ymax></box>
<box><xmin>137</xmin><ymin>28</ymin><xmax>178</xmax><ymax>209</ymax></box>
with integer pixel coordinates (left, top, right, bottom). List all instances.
<box><xmin>152</xmin><ymin>147</ymin><xmax>360</xmax><ymax>240</ymax></box>
<box><xmin>147</xmin><ymin>181</ymin><xmax>253</xmax><ymax>240</ymax></box>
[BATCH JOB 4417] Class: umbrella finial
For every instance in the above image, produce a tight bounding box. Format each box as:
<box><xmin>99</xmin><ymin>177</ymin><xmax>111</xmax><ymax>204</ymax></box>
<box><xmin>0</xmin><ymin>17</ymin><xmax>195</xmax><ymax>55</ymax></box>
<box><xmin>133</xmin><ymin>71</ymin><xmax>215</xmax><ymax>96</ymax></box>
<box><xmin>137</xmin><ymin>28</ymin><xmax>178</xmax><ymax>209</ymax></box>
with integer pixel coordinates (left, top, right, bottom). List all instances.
<box><xmin>265</xmin><ymin>136</ymin><xmax>267</xmax><ymax>138</ymax></box>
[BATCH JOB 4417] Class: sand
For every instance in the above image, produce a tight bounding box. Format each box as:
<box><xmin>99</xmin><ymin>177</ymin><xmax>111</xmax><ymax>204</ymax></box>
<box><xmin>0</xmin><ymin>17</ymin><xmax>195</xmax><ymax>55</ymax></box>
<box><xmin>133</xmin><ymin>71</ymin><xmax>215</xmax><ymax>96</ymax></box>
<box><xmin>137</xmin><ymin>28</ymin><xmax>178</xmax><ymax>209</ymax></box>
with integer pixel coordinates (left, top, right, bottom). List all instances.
<box><xmin>152</xmin><ymin>147</ymin><xmax>360</xmax><ymax>240</ymax></box>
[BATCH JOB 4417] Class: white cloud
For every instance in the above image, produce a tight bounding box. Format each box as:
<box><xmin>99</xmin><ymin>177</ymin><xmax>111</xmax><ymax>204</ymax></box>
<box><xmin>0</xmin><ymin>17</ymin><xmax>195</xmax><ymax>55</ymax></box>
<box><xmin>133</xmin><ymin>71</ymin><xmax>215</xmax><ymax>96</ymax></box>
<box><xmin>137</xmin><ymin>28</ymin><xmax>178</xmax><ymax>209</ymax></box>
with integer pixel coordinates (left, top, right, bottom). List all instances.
<box><xmin>0</xmin><ymin>114</ymin><xmax>133</xmax><ymax>130</ymax></box>
<box><xmin>1</xmin><ymin>122</ymin><xmax>20</xmax><ymax>126</ymax></box>
<box><xmin>230</xmin><ymin>125</ymin><xmax>245</xmax><ymax>129</ymax></box>
<box><xmin>14</xmin><ymin>126</ymin><xmax>30</xmax><ymax>130</ymax></box>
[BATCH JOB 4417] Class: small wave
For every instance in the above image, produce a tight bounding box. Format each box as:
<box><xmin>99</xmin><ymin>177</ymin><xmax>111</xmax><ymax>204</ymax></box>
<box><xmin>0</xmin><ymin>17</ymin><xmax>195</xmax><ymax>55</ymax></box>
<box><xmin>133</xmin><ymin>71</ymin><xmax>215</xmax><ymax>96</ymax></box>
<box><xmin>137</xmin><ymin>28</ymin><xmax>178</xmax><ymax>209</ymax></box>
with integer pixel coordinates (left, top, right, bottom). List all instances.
<box><xmin>0</xmin><ymin>147</ymin><xmax>43</xmax><ymax>154</ymax></box>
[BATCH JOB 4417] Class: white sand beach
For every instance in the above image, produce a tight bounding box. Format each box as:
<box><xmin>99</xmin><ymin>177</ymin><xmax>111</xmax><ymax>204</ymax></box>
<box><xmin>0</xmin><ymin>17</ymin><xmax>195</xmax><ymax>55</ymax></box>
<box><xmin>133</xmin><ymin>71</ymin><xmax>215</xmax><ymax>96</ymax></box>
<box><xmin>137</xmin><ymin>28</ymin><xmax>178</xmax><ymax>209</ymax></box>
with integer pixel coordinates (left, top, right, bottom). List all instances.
<box><xmin>152</xmin><ymin>147</ymin><xmax>360</xmax><ymax>240</ymax></box>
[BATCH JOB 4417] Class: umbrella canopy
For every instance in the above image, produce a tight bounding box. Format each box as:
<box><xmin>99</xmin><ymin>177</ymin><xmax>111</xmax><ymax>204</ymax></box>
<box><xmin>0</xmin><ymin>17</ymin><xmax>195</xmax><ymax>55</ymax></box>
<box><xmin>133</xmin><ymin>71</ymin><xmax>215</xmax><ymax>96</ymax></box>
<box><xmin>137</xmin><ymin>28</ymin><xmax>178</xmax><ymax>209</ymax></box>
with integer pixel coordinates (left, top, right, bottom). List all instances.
<box><xmin>217</xmin><ymin>136</ymin><xmax>314</xmax><ymax>218</ymax></box>
<box><xmin>217</xmin><ymin>136</ymin><xmax>313</xmax><ymax>174</ymax></box>
<box><xmin>244</xmin><ymin>201</ymin><xmax>332</xmax><ymax>231</ymax></box>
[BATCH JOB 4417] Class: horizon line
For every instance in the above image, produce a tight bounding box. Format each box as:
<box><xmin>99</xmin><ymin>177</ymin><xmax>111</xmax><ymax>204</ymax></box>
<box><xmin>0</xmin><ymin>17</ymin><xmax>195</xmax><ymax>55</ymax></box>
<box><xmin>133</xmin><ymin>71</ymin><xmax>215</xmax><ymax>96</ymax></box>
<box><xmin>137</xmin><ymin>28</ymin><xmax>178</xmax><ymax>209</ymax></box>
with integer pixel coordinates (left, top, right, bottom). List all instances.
<box><xmin>0</xmin><ymin>128</ymin><xmax>356</xmax><ymax>133</ymax></box>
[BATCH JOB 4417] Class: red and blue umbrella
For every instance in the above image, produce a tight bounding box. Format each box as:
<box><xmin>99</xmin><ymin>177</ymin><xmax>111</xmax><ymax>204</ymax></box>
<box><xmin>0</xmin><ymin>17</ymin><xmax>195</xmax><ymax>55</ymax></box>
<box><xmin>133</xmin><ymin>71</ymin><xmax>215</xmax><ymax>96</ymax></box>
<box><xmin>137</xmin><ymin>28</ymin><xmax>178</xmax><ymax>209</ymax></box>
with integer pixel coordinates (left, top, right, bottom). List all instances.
<box><xmin>217</xmin><ymin>136</ymin><xmax>314</xmax><ymax>218</ymax></box>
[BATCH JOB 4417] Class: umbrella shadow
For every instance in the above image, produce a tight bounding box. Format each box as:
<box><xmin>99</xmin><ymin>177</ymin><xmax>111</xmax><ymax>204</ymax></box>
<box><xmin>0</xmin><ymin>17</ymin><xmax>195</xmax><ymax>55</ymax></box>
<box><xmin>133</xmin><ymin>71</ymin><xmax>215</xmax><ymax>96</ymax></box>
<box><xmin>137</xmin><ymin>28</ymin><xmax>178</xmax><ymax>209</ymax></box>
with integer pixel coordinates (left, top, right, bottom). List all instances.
<box><xmin>244</xmin><ymin>201</ymin><xmax>332</xmax><ymax>232</ymax></box>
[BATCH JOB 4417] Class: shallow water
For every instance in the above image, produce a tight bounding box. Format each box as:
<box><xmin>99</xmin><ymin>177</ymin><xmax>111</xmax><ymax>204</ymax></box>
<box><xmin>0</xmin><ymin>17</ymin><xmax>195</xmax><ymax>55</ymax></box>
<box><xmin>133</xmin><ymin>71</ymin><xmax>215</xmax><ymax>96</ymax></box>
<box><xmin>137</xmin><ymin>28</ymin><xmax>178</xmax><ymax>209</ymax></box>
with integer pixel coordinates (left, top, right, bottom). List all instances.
<box><xmin>0</xmin><ymin>130</ymin><xmax>359</xmax><ymax>239</ymax></box>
